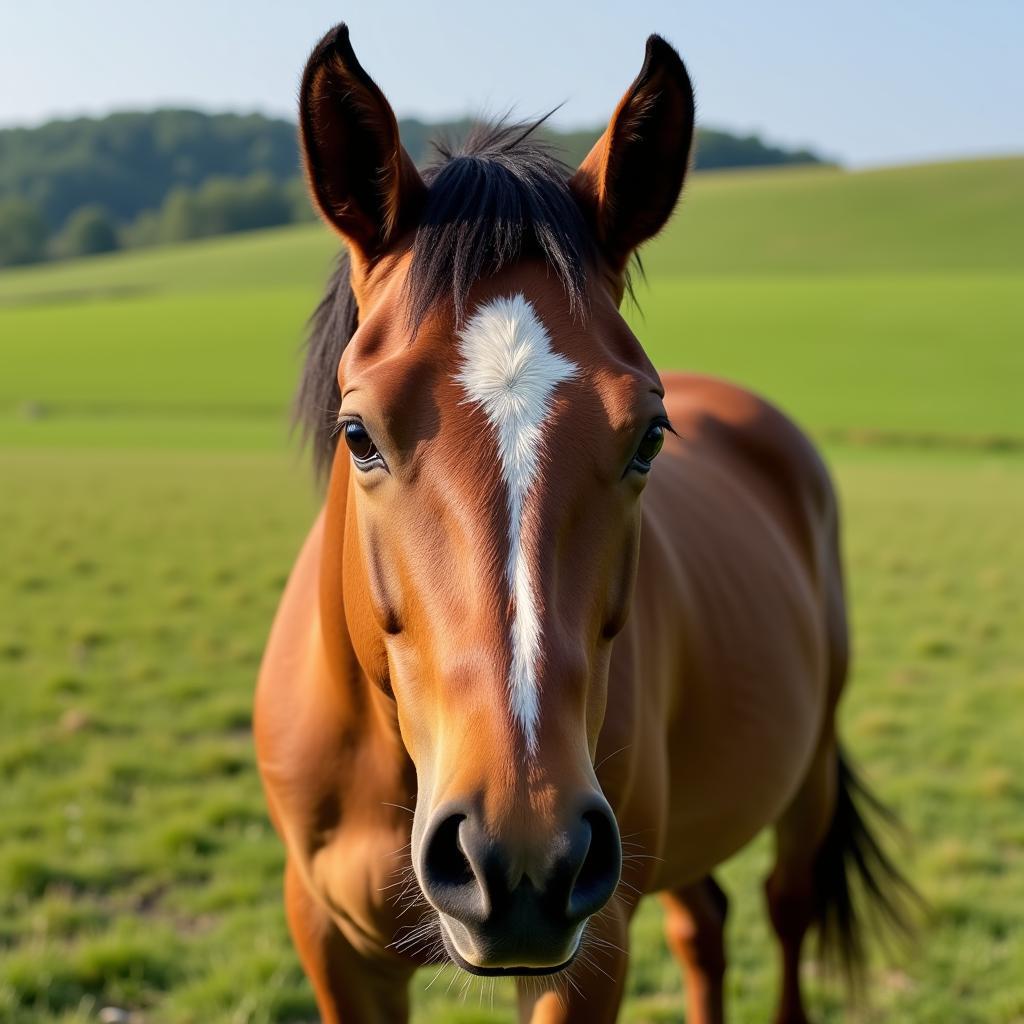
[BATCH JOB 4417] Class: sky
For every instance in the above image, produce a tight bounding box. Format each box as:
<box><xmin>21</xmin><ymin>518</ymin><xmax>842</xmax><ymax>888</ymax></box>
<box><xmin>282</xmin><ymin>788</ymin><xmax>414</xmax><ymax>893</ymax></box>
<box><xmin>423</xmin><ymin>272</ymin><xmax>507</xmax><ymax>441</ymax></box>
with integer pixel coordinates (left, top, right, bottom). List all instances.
<box><xmin>2</xmin><ymin>0</ymin><xmax>1021</xmax><ymax>167</ymax></box>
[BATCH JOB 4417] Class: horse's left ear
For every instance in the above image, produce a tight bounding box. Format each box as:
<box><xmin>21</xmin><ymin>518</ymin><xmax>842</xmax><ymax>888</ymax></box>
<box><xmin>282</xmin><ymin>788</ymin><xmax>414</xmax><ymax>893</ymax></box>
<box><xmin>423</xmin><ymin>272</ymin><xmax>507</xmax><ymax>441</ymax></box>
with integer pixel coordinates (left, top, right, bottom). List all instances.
<box><xmin>570</xmin><ymin>35</ymin><xmax>695</xmax><ymax>274</ymax></box>
<box><xmin>299</xmin><ymin>23</ymin><xmax>426</xmax><ymax>266</ymax></box>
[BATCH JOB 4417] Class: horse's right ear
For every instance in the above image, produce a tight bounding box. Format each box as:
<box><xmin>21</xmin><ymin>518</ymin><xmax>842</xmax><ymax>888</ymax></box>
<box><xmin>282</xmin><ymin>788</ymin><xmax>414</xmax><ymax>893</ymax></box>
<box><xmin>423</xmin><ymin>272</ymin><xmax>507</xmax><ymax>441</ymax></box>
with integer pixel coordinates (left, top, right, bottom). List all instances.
<box><xmin>299</xmin><ymin>24</ymin><xmax>426</xmax><ymax>266</ymax></box>
<box><xmin>570</xmin><ymin>35</ymin><xmax>695</xmax><ymax>277</ymax></box>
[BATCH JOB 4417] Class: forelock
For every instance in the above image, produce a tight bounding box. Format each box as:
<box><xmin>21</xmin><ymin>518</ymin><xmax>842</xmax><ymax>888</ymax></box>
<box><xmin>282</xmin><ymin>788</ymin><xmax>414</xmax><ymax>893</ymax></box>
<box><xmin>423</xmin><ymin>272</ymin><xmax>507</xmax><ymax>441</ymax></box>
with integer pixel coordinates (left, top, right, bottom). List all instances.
<box><xmin>406</xmin><ymin>118</ymin><xmax>597</xmax><ymax>326</ymax></box>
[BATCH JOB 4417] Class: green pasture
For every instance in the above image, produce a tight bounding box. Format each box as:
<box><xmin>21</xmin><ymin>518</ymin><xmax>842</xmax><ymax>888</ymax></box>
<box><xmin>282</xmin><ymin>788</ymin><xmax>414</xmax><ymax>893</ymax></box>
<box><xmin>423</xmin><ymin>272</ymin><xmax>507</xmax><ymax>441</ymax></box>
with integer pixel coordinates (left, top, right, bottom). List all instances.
<box><xmin>1</xmin><ymin>156</ymin><xmax>1022</xmax><ymax>1022</ymax></box>
<box><xmin>2</xmin><ymin>450</ymin><xmax>1021</xmax><ymax>1024</ymax></box>
<box><xmin>2</xmin><ymin>272</ymin><xmax>1022</xmax><ymax>447</ymax></box>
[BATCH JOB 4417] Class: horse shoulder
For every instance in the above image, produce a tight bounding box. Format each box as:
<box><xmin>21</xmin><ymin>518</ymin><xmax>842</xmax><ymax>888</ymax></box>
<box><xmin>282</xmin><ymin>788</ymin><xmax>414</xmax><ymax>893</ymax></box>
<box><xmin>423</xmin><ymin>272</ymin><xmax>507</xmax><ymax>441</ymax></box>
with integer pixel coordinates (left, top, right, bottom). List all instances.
<box><xmin>662</xmin><ymin>372</ymin><xmax>837</xmax><ymax>557</ymax></box>
<box><xmin>255</xmin><ymin>510</ymin><xmax>416</xmax><ymax>954</ymax></box>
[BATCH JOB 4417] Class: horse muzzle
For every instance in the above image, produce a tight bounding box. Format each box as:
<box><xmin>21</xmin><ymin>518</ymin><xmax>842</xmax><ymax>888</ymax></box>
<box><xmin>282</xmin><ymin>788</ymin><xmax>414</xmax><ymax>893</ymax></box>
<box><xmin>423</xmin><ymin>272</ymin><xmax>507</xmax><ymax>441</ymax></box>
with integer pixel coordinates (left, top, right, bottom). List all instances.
<box><xmin>416</xmin><ymin>793</ymin><xmax>622</xmax><ymax>974</ymax></box>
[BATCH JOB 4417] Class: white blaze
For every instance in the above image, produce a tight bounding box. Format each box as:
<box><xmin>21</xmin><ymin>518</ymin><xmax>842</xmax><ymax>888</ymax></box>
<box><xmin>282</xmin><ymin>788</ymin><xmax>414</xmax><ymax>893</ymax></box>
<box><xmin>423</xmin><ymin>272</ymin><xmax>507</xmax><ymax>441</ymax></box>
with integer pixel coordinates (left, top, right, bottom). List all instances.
<box><xmin>456</xmin><ymin>293</ymin><xmax>578</xmax><ymax>752</ymax></box>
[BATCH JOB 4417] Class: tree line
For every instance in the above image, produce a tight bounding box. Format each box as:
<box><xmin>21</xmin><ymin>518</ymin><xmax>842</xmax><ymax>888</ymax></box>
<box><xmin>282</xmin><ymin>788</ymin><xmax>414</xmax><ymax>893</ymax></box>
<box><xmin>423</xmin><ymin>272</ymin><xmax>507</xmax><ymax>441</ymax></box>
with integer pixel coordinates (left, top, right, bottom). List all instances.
<box><xmin>0</xmin><ymin>109</ymin><xmax>825</xmax><ymax>268</ymax></box>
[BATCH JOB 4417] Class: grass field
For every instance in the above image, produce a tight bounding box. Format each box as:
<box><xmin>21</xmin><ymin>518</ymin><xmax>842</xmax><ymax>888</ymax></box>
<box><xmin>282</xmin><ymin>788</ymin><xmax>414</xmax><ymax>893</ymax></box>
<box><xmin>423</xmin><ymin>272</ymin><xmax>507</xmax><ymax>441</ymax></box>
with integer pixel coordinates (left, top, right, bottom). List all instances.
<box><xmin>1</xmin><ymin>156</ymin><xmax>1022</xmax><ymax>1023</ymax></box>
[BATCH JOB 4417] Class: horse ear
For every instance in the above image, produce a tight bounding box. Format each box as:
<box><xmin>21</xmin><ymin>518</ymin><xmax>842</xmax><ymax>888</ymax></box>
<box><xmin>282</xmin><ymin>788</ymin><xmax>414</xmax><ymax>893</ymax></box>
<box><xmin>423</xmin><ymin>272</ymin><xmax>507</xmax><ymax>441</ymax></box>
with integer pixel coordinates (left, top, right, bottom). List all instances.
<box><xmin>570</xmin><ymin>35</ymin><xmax>695</xmax><ymax>274</ymax></box>
<box><xmin>299</xmin><ymin>23</ymin><xmax>426</xmax><ymax>263</ymax></box>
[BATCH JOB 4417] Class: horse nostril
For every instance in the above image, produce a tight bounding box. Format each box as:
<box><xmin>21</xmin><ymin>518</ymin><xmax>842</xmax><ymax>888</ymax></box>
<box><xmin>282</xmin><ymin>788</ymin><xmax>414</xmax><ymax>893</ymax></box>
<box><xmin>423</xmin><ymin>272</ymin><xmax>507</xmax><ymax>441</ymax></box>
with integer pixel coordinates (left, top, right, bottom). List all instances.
<box><xmin>420</xmin><ymin>810</ymin><xmax>487</xmax><ymax>925</ymax></box>
<box><xmin>567</xmin><ymin>806</ymin><xmax>622</xmax><ymax>923</ymax></box>
<box><xmin>424</xmin><ymin>813</ymin><xmax>474</xmax><ymax>888</ymax></box>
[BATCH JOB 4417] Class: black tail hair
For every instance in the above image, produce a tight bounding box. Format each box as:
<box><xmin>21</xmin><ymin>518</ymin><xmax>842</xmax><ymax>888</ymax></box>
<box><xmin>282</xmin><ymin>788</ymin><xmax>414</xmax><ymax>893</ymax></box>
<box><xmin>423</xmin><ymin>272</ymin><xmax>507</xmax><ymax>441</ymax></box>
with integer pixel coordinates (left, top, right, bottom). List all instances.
<box><xmin>813</xmin><ymin>748</ymin><xmax>922</xmax><ymax>986</ymax></box>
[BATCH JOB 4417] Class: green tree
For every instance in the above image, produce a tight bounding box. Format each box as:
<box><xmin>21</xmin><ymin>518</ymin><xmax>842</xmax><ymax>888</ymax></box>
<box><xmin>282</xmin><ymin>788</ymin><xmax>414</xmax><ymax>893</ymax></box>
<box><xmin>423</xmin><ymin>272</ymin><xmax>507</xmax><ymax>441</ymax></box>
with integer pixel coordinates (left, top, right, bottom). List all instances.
<box><xmin>0</xmin><ymin>197</ymin><xmax>48</xmax><ymax>266</ymax></box>
<box><xmin>121</xmin><ymin>208</ymin><xmax>161</xmax><ymax>249</ymax></box>
<box><xmin>194</xmin><ymin>174</ymin><xmax>291</xmax><ymax>235</ymax></box>
<box><xmin>158</xmin><ymin>187</ymin><xmax>204</xmax><ymax>243</ymax></box>
<box><xmin>53</xmin><ymin>204</ymin><xmax>119</xmax><ymax>258</ymax></box>
<box><xmin>285</xmin><ymin>176</ymin><xmax>318</xmax><ymax>223</ymax></box>
<box><xmin>0</xmin><ymin>109</ymin><xmax>827</xmax><ymax>237</ymax></box>
<box><xmin>151</xmin><ymin>175</ymin><xmax>293</xmax><ymax>245</ymax></box>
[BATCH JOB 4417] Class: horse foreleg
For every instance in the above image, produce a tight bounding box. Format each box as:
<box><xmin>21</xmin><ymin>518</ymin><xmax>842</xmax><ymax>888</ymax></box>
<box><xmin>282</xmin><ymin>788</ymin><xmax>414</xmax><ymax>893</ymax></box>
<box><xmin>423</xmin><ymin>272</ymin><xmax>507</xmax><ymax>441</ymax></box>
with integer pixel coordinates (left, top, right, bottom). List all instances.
<box><xmin>661</xmin><ymin>876</ymin><xmax>728</xmax><ymax>1024</ymax></box>
<box><xmin>515</xmin><ymin>897</ymin><xmax>630</xmax><ymax>1024</ymax></box>
<box><xmin>284</xmin><ymin>858</ymin><xmax>413</xmax><ymax>1024</ymax></box>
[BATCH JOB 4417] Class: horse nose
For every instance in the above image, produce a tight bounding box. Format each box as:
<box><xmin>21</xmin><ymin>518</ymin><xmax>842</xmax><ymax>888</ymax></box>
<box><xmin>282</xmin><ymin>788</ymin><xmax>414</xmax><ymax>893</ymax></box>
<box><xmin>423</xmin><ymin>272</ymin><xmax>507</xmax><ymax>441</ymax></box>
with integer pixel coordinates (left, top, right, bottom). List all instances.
<box><xmin>419</xmin><ymin>796</ymin><xmax>621</xmax><ymax>932</ymax></box>
<box><xmin>565</xmin><ymin>801</ymin><xmax>622</xmax><ymax>923</ymax></box>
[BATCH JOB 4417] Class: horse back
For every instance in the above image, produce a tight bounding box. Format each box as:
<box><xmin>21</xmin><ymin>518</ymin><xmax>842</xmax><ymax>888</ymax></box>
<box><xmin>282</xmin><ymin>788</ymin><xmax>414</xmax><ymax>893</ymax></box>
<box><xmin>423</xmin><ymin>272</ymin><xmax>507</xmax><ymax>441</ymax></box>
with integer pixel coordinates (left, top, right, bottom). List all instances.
<box><xmin>664</xmin><ymin>373</ymin><xmax>837</xmax><ymax>565</ymax></box>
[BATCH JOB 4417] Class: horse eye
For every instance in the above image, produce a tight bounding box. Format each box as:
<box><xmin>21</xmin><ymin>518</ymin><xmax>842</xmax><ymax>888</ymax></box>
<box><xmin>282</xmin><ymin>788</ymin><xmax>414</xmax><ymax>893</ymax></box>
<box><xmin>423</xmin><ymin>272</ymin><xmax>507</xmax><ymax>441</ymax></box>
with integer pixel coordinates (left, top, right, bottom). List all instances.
<box><xmin>343</xmin><ymin>422</ymin><xmax>379</xmax><ymax>465</ymax></box>
<box><xmin>631</xmin><ymin>424</ymin><xmax>665</xmax><ymax>473</ymax></box>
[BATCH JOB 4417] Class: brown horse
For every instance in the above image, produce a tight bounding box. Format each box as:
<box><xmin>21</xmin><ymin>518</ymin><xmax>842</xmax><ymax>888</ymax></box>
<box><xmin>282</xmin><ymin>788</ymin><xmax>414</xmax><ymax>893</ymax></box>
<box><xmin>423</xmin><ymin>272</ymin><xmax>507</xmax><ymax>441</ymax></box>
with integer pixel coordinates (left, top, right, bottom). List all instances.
<box><xmin>255</xmin><ymin>24</ymin><xmax>913</xmax><ymax>1023</ymax></box>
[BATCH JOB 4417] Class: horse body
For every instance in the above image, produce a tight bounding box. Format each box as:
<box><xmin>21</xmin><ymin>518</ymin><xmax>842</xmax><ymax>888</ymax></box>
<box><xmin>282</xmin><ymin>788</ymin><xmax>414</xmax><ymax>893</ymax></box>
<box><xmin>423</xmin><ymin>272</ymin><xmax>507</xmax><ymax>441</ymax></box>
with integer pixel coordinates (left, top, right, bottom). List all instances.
<box><xmin>603</xmin><ymin>372</ymin><xmax>839</xmax><ymax>889</ymax></box>
<box><xmin>255</xmin><ymin>23</ymin><xmax>912</xmax><ymax>1023</ymax></box>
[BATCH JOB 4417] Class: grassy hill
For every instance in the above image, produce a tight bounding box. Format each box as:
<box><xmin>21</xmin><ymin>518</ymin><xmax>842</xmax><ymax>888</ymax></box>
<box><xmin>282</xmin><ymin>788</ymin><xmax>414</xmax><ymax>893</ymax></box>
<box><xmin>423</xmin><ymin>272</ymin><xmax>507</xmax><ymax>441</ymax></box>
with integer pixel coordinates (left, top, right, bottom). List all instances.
<box><xmin>1</xmin><ymin>156</ymin><xmax>1022</xmax><ymax>447</ymax></box>
<box><xmin>3</xmin><ymin>157</ymin><xmax>1020</xmax><ymax>300</ymax></box>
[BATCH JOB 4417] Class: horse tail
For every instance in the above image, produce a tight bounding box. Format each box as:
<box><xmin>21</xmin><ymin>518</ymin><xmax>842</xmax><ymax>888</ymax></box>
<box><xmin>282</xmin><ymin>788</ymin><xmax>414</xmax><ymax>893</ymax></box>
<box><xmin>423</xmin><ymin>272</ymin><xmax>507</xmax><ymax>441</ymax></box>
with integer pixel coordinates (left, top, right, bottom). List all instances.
<box><xmin>812</xmin><ymin>746</ymin><xmax>921</xmax><ymax>985</ymax></box>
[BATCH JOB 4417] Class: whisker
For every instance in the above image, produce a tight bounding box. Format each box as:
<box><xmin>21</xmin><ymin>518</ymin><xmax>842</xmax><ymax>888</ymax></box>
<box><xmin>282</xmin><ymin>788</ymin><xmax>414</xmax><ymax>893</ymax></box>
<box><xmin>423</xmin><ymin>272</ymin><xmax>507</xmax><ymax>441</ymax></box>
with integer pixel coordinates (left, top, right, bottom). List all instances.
<box><xmin>381</xmin><ymin>801</ymin><xmax>416</xmax><ymax>816</ymax></box>
<box><xmin>577</xmin><ymin>950</ymin><xmax>616</xmax><ymax>983</ymax></box>
<box><xmin>565</xmin><ymin>970</ymin><xmax>585</xmax><ymax>1000</ymax></box>
<box><xmin>588</xmin><ymin>936</ymin><xmax>627</xmax><ymax>956</ymax></box>
<box><xmin>377</xmin><ymin>874</ymin><xmax>414</xmax><ymax>893</ymax></box>
<box><xmin>594</xmin><ymin>743</ymin><xmax>631</xmax><ymax>771</ymax></box>
<box><xmin>424</xmin><ymin>962</ymin><xmax>448</xmax><ymax>990</ymax></box>
<box><xmin>617</xmin><ymin>827</ymin><xmax>655</xmax><ymax>840</ymax></box>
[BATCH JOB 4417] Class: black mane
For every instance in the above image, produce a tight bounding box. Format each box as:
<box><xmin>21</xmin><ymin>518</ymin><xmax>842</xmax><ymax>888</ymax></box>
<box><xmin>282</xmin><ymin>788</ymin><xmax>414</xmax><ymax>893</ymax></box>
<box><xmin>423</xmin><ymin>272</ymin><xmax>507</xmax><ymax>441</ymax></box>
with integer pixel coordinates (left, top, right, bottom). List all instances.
<box><xmin>294</xmin><ymin>119</ymin><xmax>597</xmax><ymax>480</ymax></box>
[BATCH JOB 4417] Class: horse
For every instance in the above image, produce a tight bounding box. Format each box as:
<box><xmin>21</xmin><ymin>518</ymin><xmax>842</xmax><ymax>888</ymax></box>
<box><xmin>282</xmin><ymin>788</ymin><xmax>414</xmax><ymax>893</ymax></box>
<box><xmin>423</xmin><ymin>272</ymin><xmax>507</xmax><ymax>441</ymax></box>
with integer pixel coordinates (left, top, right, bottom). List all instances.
<box><xmin>254</xmin><ymin>24</ymin><xmax>914</xmax><ymax>1023</ymax></box>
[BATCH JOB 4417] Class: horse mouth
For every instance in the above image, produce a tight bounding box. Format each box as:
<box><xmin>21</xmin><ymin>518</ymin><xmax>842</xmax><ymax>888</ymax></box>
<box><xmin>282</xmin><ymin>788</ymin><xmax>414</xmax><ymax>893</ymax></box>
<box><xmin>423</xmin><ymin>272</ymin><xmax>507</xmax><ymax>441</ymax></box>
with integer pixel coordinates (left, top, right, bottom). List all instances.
<box><xmin>437</xmin><ymin>915</ymin><xmax>583</xmax><ymax>977</ymax></box>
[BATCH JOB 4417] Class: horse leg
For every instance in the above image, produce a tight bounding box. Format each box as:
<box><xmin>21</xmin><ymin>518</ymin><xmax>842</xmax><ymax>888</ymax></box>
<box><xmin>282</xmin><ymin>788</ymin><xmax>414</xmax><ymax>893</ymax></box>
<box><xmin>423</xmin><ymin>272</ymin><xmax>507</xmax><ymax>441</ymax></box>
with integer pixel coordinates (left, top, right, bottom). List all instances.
<box><xmin>515</xmin><ymin>897</ymin><xmax>630</xmax><ymax>1024</ymax></box>
<box><xmin>284</xmin><ymin>858</ymin><xmax>413</xmax><ymax>1024</ymax></box>
<box><xmin>661</xmin><ymin>876</ymin><xmax>728</xmax><ymax>1024</ymax></box>
<box><xmin>764</xmin><ymin>737</ymin><xmax>838</xmax><ymax>1024</ymax></box>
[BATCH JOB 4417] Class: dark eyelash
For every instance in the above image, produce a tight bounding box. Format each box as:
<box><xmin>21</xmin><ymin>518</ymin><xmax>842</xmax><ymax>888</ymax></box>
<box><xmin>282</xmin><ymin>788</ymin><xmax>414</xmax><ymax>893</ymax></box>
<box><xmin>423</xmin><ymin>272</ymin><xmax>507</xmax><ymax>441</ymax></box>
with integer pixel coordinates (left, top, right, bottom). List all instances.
<box><xmin>653</xmin><ymin>415</ymin><xmax>677</xmax><ymax>436</ymax></box>
<box><xmin>331</xmin><ymin>414</ymin><xmax>360</xmax><ymax>440</ymax></box>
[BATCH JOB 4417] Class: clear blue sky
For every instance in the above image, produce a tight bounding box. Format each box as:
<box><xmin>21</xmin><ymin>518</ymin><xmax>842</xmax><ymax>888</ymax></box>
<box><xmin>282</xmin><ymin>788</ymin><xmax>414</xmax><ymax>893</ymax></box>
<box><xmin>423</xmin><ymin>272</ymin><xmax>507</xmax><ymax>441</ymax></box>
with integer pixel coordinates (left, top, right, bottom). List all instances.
<box><xmin>2</xmin><ymin>0</ymin><xmax>1021</xmax><ymax>167</ymax></box>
